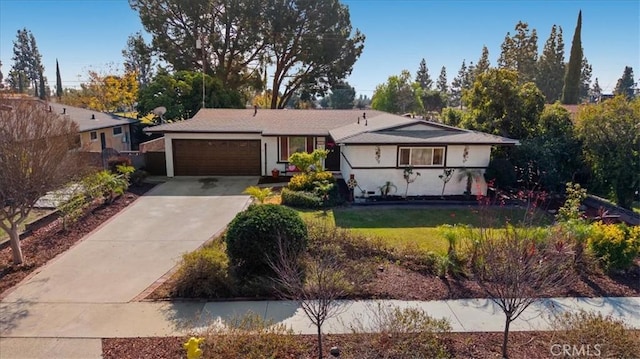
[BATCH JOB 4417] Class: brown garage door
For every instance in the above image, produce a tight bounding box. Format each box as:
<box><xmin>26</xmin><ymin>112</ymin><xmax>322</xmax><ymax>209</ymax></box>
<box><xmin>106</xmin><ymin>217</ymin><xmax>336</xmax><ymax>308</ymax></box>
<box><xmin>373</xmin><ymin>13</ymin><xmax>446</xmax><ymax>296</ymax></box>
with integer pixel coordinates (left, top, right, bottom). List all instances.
<box><xmin>172</xmin><ymin>139</ymin><xmax>261</xmax><ymax>176</ymax></box>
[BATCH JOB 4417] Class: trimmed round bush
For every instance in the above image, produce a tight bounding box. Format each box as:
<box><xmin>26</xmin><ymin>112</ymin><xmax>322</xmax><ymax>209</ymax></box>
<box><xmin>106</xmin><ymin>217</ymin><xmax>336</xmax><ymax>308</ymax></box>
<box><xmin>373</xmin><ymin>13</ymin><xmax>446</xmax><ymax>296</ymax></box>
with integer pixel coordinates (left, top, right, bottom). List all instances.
<box><xmin>225</xmin><ymin>204</ymin><xmax>307</xmax><ymax>279</ymax></box>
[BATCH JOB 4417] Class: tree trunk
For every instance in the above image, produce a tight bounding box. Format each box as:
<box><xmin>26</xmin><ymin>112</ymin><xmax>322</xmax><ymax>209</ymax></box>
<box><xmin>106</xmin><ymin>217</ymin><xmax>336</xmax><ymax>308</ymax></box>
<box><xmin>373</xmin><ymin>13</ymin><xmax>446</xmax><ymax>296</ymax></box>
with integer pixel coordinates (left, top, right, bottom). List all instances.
<box><xmin>317</xmin><ymin>324</ymin><xmax>323</xmax><ymax>359</ymax></box>
<box><xmin>9</xmin><ymin>227</ymin><xmax>24</xmax><ymax>265</ymax></box>
<box><xmin>502</xmin><ymin>316</ymin><xmax>511</xmax><ymax>359</ymax></box>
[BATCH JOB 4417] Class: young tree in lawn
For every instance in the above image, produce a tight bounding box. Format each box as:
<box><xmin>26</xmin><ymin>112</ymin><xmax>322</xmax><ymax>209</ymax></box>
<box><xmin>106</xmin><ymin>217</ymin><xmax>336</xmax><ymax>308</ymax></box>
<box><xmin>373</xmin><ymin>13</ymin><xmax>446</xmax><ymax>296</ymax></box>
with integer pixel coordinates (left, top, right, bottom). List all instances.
<box><xmin>471</xmin><ymin>227</ymin><xmax>573</xmax><ymax>358</ymax></box>
<box><xmin>0</xmin><ymin>99</ymin><xmax>83</xmax><ymax>265</ymax></box>
<box><xmin>271</xmin><ymin>236</ymin><xmax>348</xmax><ymax>359</ymax></box>
<box><xmin>562</xmin><ymin>11</ymin><xmax>583</xmax><ymax>104</ymax></box>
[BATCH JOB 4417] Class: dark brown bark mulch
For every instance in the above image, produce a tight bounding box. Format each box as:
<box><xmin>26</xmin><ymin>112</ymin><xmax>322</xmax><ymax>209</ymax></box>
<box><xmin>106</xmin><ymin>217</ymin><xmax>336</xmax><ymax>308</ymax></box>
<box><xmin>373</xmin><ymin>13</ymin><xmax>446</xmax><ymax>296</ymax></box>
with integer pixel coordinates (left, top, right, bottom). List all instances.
<box><xmin>0</xmin><ymin>183</ymin><xmax>157</xmax><ymax>297</ymax></box>
<box><xmin>100</xmin><ymin>332</ymin><xmax>580</xmax><ymax>359</ymax></box>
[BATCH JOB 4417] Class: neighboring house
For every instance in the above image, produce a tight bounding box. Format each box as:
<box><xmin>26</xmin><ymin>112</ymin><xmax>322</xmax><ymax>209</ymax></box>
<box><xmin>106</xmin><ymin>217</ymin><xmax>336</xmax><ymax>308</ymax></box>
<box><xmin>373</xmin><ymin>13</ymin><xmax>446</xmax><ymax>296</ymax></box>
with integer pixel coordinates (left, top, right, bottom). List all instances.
<box><xmin>146</xmin><ymin>109</ymin><xmax>518</xmax><ymax>196</ymax></box>
<box><xmin>48</xmin><ymin>103</ymin><xmax>138</xmax><ymax>152</ymax></box>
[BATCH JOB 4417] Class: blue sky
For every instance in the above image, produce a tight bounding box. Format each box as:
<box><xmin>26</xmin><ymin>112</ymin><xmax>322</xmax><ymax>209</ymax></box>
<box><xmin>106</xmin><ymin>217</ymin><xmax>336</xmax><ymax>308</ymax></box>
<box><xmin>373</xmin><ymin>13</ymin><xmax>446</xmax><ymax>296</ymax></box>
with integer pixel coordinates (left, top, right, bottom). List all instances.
<box><xmin>1</xmin><ymin>0</ymin><xmax>638</xmax><ymax>97</ymax></box>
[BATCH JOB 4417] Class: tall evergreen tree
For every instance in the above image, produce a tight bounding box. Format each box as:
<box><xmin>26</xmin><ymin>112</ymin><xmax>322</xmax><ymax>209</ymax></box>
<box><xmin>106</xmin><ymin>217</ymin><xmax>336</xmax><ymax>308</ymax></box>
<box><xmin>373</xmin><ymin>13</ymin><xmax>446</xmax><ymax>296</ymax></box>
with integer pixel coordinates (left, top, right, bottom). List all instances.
<box><xmin>0</xmin><ymin>61</ymin><xmax>4</xmax><ymax>89</ymax></box>
<box><xmin>415</xmin><ymin>58</ymin><xmax>432</xmax><ymax>90</ymax></box>
<box><xmin>437</xmin><ymin>66</ymin><xmax>449</xmax><ymax>106</ymax></box>
<box><xmin>451</xmin><ymin>60</ymin><xmax>467</xmax><ymax>108</ymax></box>
<box><xmin>38</xmin><ymin>71</ymin><xmax>46</xmax><ymax>100</ymax></box>
<box><xmin>536</xmin><ymin>25</ymin><xmax>565</xmax><ymax>103</ymax></box>
<box><xmin>562</xmin><ymin>11</ymin><xmax>583</xmax><ymax>104</ymax></box>
<box><xmin>55</xmin><ymin>59</ymin><xmax>63</xmax><ymax>98</ymax></box>
<box><xmin>475</xmin><ymin>45</ymin><xmax>491</xmax><ymax>77</ymax></box>
<box><xmin>437</xmin><ymin>66</ymin><xmax>448</xmax><ymax>94</ymax></box>
<box><xmin>591</xmin><ymin>77</ymin><xmax>602</xmax><ymax>102</ymax></box>
<box><xmin>579</xmin><ymin>55</ymin><xmax>592</xmax><ymax>102</ymax></box>
<box><xmin>614</xmin><ymin>66</ymin><xmax>635</xmax><ymax>99</ymax></box>
<box><xmin>498</xmin><ymin>21</ymin><xmax>538</xmax><ymax>83</ymax></box>
<box><xmin>8</xmin><ymin>28</ymin><xmax>45</xmax><ymax>94</ymax></box>
<box><xmin>122</xmin><ymin>32</ymin><xmax>155</xmax><ymax>88</ymax></box>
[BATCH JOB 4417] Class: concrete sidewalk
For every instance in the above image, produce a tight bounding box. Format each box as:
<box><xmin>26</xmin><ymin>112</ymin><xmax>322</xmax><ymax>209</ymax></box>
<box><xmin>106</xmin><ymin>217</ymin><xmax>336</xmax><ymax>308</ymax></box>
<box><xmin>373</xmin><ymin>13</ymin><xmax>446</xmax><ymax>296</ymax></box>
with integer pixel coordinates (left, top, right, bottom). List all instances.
<box><xmin>2</xmin><ymin>297</ymin><xmax>639</xmax><ymax>339</ymax></box>
<box><xmin>1</xmin><ymin>297</ymin><xmax>638</xmax><ymax>358</ymax></box>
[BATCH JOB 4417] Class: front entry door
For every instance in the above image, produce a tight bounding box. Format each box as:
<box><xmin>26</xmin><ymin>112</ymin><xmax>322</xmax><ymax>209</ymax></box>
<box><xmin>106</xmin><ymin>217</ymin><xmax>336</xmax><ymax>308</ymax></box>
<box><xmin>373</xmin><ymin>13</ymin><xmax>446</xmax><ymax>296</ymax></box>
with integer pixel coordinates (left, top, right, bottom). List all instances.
<box><xmin>325</xmin><ymin>138</ymin><xmax>340</xmax><ymax>171</ymax></box>
<box><xmin>100</xmin><ymin>133</ymin><xmax>107</xmax><ymax>150</ymax></box>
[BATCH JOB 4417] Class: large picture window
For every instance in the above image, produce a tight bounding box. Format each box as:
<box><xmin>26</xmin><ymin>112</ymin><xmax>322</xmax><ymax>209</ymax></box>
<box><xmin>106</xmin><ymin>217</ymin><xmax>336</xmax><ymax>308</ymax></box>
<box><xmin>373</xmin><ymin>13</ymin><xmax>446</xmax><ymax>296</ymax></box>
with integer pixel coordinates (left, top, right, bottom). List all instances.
<box><xmin>398</xmin><ymin>147</ymin><xmax>445</xmax><ymax>167</ymax></box>
<box><xmin>279</xmin><ymin>136</ymin><xmax>310</xmax><ymax>161</ymax></box>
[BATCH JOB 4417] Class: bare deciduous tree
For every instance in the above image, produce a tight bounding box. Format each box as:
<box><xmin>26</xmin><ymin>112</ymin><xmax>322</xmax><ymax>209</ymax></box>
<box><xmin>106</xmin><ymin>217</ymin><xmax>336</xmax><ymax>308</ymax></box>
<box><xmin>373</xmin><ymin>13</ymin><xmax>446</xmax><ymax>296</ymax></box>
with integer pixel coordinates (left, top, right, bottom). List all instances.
<box><xmin>471</xmin><ymin>227</ymin><xmax>573</xmax><ymax>358</ymax></box>
<box><xmin>0</xmin><ymin>98</ymin><xmax>83</xmax><ymax>265</ymax></box>
<box><xmin>271</xmin><ymin>237</ymin><xmax>348</xmax><ymax>359</ymax></box>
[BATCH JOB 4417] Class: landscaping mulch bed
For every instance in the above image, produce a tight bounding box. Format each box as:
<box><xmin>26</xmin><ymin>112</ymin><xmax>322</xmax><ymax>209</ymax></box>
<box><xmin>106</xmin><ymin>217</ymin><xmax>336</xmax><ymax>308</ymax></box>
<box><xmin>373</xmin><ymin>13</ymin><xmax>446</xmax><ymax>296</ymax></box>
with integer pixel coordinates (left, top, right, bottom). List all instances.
<box><xmin>0</xmin><ymin>183</ymin><xmax>157</xmax><ymax>297</ymax></box>
<box><xmin>146</xmin><ymin>259</ymin><xmax>639</xmax><ymax>302</ymax></box>
<box><xmin>101</xmin><ymin>332</ymin><xmax>575</xmax><ymax>359</ymax></box>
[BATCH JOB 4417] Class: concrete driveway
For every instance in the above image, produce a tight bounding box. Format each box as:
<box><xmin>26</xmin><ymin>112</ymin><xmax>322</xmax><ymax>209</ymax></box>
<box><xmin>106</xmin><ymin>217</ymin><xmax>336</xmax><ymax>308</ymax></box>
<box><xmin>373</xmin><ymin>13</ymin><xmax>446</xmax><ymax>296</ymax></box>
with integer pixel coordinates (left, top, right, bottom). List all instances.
<box><xmin>1</xmin><ymin>177</ymin><xmax>257</xmax><ymax>304</ymax></box>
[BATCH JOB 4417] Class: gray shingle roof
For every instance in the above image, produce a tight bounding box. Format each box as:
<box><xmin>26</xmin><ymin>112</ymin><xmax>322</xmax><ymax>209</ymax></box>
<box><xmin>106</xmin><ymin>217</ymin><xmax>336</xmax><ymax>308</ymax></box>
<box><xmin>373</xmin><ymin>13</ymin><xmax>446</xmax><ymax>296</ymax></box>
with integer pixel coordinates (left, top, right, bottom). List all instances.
<box><xmin>339</xmin><ymin>130</ymin><xmax>519</xmax><ymax>145</ymax></box>
<box><xmin>48</xmin><ymin>103</ymin><xmax>138</xmax><ymax>132</ymax></box>
<box><xmin>145</xmin><ymin>108</ymin><xmax>518</xmax><ymax>145</ymax></box>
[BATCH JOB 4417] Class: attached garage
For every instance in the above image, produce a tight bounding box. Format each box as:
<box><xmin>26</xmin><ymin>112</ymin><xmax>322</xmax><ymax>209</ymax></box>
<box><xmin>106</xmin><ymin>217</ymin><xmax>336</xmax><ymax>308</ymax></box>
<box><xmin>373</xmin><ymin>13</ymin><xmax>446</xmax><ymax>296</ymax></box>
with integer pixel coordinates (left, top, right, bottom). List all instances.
<box><xmin>172</xmin><ymin>139</ymin><xmax>261</xmax><ymax>176</ymax></box>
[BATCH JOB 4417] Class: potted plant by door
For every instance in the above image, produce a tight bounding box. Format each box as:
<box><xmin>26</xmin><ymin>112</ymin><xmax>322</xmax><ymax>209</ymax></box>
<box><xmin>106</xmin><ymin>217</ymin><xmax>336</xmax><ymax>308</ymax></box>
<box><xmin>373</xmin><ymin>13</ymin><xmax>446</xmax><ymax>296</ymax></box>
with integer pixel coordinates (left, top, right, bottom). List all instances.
<box><xmin>271</xmin><ymin>168</ymin><xmax>280</xmax><ymax>178</ymax></box>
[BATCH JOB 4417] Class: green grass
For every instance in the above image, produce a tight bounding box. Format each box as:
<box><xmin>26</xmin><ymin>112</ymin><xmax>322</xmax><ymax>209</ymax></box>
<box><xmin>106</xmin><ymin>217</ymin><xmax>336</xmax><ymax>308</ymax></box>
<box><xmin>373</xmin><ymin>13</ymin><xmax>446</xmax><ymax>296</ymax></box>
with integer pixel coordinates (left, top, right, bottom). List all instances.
<box><xmin>298</xmin><ymin>207</ymin><xmax>547</xmax><ymax>255</ymax></box>
<box><xmin>0</xmin><ymin>209</ymin><xmax>52</xmax><ymax>240</ymax></box>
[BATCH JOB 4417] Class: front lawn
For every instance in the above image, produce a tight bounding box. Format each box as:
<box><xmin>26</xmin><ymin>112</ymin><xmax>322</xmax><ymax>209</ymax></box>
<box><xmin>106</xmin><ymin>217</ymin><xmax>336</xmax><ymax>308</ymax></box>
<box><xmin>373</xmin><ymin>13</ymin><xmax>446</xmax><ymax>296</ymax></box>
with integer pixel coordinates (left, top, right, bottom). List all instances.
<box><xmin>298</xmin><ymin>207</ymin><xmax>547</xmax><ymax>255</ymax></box>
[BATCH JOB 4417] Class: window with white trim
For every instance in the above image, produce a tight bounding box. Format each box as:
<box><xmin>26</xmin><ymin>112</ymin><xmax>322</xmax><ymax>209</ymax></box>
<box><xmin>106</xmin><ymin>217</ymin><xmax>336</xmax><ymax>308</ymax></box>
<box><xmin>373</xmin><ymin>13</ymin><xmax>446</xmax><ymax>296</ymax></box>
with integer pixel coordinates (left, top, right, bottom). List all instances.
<box><xmin>90</xmin><ymin>131</ymin><xmax>97</xmax><ymax>141</ymax></box>
<box><xmin>113</xmin><ymin>126</ymin><xmax>123</xmax><ymax>136</ymax></box>
<box><xmin>279</xmin><ymin>136</ymin><xmax>309</xmax><ymax>161</ymax></box>
<box><xmin>398</xmin><ymin>147</ymin><xmax>445</xmax><ymax>167</ymax></box>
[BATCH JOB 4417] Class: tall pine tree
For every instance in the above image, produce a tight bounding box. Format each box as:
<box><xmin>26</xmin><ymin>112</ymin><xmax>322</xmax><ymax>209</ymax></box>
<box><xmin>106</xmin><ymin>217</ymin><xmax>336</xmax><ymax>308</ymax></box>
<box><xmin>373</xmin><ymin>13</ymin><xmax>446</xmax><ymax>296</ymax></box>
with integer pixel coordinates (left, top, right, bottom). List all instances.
<box><xmin>536</xmin><ymin>25</ymin><xmax>565</xmax><ymax>103</ymax></box>
<box><xmin>415</xmin><ymin>58</ymin><xmax>432</xmax><ymax>90</ymax></box>
<box><xmin>56</xmin><ymin>59</ymin><xmax>63</xmax><ymax>98</ymax></box>
<box><xmin>437</xmin><ymin>66</ymin><xmax>448</xmax><ymax>94</ymax></box>
<box><xmin>579</xmin><ymin>55</ymin><xmax>592</xmax><ymax>102</ymax></box>
<box><xmin>562</xmin><ymin>11</ymin><xmax>583</xmax><ymax>104</ymax></box>
<box><xmin>475</xmin><ymin>45</ymin><xmax>491</xmax><ymax>77</ymax></box>
<box><xmin>591</xmin><ymin>77</ymin><xmax>602</xmax><ymax>102</ymax></box>
<box><xmin>614</xmin><ymin>66</ymin><xmax>635</xmax><ymax>99</ymax></box>
<box><xmin>498</xmin><ymin>21</ymin><xmax>538</xmax><ymax>83</ymax></box>
<box><xmin>451</xmin><ymin>60</ymin><xmax>467</xmax><ymax>109</ymax></box>
<box><xmin>8</xmin><ymin>28</ymin><xmax>45</xmax><ymax>95</ymax></box>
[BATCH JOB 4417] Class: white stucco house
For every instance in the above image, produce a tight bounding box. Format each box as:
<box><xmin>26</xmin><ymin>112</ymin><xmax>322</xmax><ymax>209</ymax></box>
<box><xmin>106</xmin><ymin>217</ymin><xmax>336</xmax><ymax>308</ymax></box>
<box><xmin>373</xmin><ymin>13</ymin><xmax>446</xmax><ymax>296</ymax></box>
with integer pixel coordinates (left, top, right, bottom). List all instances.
<box><xmin>145</xmin><ymin>108</ymin><xmax>518</xmax><ymax>196</ymax></box>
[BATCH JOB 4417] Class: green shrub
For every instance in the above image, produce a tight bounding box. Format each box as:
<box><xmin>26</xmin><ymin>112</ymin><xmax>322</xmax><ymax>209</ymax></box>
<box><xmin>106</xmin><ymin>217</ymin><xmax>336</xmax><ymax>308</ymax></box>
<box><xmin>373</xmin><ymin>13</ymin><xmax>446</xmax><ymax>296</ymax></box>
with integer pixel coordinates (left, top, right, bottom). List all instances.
<box><xmin>107</xmin><ymin>156</ymin><xmax>132</xmax><ymax>173</ymax></box>
<box><xmin>550</xmin><ymin>310</ymin><xmax>640</xmax><ymax>358</ymax></box>
<box><xmin>174</xmin><ymin>240</ymin><xmax>231</xmax><ymax>298</ymax></box>
<box><xmin>242</xmin><ymin>186</ymin><xmax>273</xmax><ymax>204</ymax></box>
<box><xmin>200</xmin><ymin>312</ymin><xmax>305</xmax><ymax>359</ymax></box>
<box><xmin>83</xmin><ymin>170</ymin><xmax>129</xmax><ymax>204</ymax></box>
<box><xmin>287</xmin><ymin>149</ymin><xmax>328</xmax><ymax>173</ymax></box>
<box><xmin>587</xmin><ymin>222</ymin><xmax>640</xmax><ymax>272</ymax></box>
<box><xmin>225</xmin><ymin>204</ymin><xmax>307</xmax><ymax>279</ymax></box>
<box><xmin>346</xmin><ymin>305</ymin><xmax>451</xmax><ymax>358</ymax></box>
<box><xmin>130</xmin><ymin>169</ymin><xmax>148</xmax><ymax>186</ymax></box>
<box><xmin>281</xmin><ymin>188</ymin><xmax>322</xmax><ymax>209</ymax></box>
<box><xmin>288</xmin><ymin>171</ymin><xmax>335</xmax><ymax>192</ymax></box>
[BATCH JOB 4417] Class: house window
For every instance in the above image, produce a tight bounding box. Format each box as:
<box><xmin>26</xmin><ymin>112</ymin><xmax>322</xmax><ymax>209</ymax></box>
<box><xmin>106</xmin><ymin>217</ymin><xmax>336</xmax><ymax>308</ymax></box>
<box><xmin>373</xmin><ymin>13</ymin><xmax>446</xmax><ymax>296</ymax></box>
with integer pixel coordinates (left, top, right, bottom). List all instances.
<box><xmin>279</xmin><ymin>136</ymin><xmax>311</xmax><ymax>161</ymax></box>
<box><xmin>398</xmin><ymin>147</ymin><xmax>445</xmax><ymax>167</ymax></box>
<box><xmin>90</xmin><ymin>131</ymin><xmax>97</xmax><ymax>141</ymax></box>
<box><xmin>113</xmin><ymin>126</ymin><xmax>123</xmax><ymax>136</ymax></box>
